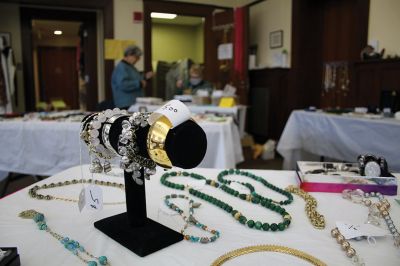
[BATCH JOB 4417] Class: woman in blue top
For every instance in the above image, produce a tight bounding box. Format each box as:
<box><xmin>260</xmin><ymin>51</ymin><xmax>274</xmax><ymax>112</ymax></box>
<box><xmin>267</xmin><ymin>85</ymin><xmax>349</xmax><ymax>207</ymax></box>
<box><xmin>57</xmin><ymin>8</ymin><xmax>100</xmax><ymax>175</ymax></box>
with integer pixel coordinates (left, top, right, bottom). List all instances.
<box><xmin>111</xmin><ymin>45</ymin><xmax>153</xmax><ymax>109</ymax></box>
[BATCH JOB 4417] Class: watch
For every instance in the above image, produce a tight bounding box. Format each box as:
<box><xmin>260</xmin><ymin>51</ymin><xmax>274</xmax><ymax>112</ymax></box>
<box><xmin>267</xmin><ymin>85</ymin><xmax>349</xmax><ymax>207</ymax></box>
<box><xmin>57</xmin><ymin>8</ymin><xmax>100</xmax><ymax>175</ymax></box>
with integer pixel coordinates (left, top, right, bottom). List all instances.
<box><xmin>358</xmin><ymin>154</ymin><xmax>389</xmax><ymax>177</ymax></box>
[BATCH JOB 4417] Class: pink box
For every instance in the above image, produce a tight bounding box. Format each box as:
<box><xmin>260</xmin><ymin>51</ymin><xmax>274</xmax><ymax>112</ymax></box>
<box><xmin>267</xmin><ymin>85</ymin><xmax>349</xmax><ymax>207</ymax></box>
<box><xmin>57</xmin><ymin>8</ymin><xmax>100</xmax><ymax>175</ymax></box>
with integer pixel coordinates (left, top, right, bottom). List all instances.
<box><xmin>296</xmin><ymin>161</ymin><xmax>398</xmax><ymax>195</ymax></box>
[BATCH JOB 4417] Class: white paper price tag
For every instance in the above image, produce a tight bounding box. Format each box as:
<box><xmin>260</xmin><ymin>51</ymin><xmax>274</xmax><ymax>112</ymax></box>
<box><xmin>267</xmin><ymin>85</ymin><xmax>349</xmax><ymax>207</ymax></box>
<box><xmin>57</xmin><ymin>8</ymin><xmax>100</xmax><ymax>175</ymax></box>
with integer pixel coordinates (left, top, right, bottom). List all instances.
<box><xmin>148</xmin><ymin>100</ymin><xmax>191</xmax><ymax>128</ymax></box>
<box><xmin>78</xmin><ymin>185</ymin><xmax>103</xmax><ymax>212</ymax></box>
<box><xmin>78</xmin><ymin>189</ymin><xmax>86</xmax><ymax>212</ymax></box>
<box><xmin>230</xmin><ymin>182</ymin><xmax>249</xmax><ymax>194</ymax></box>
<box><xmin>336</xmin><ymin>221</ymin><xmax>387</xmax><ymax>239</ymax></box>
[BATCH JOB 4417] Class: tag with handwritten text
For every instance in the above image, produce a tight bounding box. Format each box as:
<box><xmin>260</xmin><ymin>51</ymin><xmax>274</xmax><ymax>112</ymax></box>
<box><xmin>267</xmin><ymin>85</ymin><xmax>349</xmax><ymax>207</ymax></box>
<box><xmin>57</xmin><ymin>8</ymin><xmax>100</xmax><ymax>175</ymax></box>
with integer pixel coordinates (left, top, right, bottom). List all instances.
<box><xmin>148</xmin><ymin>100</ymin><xmax>191</xmax><ymax>128</ymax></box>
<box><xmin>78</xmin><ymin>185</ymin><xmax>103</xmax><ymax>212</ymax></box>
<box><xmin>336</xmin><ymin>221</ymin><xmax>387</xmax><ymax>239</ymax></box>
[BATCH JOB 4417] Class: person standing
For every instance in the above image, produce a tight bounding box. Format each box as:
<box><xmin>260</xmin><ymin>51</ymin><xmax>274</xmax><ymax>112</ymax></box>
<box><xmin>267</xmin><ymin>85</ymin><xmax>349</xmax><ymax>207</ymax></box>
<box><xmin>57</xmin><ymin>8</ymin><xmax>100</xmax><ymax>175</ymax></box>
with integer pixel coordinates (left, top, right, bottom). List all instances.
<box><xmin>111</xmin><ymin>45</ymin><xmax>152</xmax><ymax>109</ymax></box>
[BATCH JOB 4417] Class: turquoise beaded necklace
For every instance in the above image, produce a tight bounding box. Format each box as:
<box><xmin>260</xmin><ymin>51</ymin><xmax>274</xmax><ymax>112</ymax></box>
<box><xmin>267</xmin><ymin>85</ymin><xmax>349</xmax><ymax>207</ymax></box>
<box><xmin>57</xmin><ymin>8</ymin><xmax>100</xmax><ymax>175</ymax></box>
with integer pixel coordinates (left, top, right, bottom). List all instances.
<box><xmin>160</xmin><ymin>171</ymin><xmax>292</xmax><ymax>232</ymax></box>
<box><xmin>164</xmin><ymin>194</ymin><xmax>221</xmax><ymax>243</ymax></box>
<box><xmin>19</xmin><ymin>210</ymin><xmax>108</xmax><ymax>266</ymax></box>
<box><xmin>217</xmin><ymin>169</ymin><xmax>294</xmax><ymax>205</ymax></box>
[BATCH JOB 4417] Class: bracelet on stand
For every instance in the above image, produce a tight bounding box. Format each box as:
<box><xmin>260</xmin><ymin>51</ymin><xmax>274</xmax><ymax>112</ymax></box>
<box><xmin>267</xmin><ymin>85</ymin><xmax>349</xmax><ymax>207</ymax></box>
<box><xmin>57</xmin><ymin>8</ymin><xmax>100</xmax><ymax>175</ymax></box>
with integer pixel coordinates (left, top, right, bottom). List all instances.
<box><xmin>118</xmin><ymin>112</ymin><xmax>156</xmax><ymax>185</ymax></box>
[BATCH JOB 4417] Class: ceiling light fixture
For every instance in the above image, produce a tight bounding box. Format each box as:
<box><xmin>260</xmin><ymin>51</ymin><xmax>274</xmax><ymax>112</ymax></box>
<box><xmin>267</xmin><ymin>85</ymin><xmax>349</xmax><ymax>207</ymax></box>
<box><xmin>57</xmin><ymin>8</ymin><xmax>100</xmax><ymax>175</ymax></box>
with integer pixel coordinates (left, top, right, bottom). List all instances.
<box><xmin>54</xmin><ymin>30</ymin><xmax>63</xmax><ymax>35</ymax></box>
<box><xmin>151</xmin><ymin>12</ymin><xmax>177</xmax><ymax>19</ymax></box>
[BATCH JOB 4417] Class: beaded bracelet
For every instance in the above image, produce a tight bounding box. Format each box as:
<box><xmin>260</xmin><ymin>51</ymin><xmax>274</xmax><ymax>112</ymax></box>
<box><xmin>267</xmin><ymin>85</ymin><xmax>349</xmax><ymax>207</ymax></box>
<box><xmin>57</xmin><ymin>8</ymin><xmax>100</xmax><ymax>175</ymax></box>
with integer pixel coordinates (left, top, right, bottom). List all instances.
<box><xmin>81</xmin><ymin>108</ymin><xmax>128</xmax><ymax>173</ymax></box>
<box><xmin>19</xmin><ymin>210</ymin><xmax>108</xmax><ymax>266</ymax></box>
<box><xmin>118</xmin><ymin>112</ymin><xmax>156</xmax><ymax>185</ymax></box>
<box><xmin>342</xmin><ymin>189</ymin><xmax>400</xmax><ymax>247</ymax></box>
<box><xmin>331</xmin><ymin>227</ymin><xmax>365</xmax><ymax>266</ymax></box>
<box><xmin>164</xmin><ymin>194</ymin><xmax>220</xmax><ymax>243</ymax></box>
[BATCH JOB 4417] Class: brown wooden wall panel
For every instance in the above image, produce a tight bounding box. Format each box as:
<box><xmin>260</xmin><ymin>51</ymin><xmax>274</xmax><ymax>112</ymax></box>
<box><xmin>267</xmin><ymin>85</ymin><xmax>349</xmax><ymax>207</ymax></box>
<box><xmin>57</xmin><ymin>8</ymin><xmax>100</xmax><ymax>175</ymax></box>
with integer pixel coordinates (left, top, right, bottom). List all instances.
<box><xmin>353</xmin><ymin>59</ymin><xmax>400</xmax><ymax>107</ymax></box>
<box><xmin>248</xmin><ymin>68</ymin><xmax>289</xmax><ymax>140</ymax></box>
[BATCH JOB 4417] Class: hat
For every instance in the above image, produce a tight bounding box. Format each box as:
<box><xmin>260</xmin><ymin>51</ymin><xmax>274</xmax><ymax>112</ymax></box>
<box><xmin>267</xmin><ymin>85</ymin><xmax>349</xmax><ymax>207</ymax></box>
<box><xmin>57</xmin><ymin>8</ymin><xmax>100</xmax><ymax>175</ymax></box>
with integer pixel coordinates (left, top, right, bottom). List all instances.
<box><xmin>124</xmin><ymin>45</ymin><xmax>143</xmax><ymax>57</ymax></box>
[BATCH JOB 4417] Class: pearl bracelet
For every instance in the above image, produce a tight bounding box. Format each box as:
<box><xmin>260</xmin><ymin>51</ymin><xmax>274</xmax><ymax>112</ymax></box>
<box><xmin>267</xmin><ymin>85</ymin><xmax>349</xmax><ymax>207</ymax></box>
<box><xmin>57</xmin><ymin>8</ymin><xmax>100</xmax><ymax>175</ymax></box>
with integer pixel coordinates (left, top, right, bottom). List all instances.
<box><xmin>331</xmin><ymin>227</ymin><xmax>365</xmax><ymax>266</ymax></box>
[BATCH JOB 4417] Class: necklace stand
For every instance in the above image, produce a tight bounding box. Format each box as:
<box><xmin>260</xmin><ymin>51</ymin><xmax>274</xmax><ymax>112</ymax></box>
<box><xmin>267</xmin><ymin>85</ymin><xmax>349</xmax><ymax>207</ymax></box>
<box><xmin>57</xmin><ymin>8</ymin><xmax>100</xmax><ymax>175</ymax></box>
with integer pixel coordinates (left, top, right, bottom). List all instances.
<box><xmin>93</xmin><ymin>117</ymin><xmax>207</xmax><ymax>257</ymax></box>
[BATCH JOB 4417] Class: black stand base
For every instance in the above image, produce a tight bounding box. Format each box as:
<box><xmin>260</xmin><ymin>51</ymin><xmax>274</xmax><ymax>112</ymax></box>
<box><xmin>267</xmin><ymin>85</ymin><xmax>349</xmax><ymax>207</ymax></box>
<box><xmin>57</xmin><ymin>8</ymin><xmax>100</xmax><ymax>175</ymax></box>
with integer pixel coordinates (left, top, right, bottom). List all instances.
<box><xmin>94</xmin><ymin>212</ymin><xmax>183</xmax><ymax>257</ymax></box>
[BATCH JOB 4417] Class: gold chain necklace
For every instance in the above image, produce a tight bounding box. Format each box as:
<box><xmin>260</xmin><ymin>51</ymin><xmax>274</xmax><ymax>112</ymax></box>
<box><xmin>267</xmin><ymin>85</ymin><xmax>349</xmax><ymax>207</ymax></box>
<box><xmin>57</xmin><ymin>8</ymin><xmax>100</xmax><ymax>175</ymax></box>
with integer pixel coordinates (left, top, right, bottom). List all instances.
<box><xmin>28</xmin><ymin>179</ymin><xmax>125</xmax><ymax>205</ymax></box>
<box><xmin>211</xmin><ymin>245</ymin><xmax>327</xmax><ymax>266</ymax></box>
<box><xmin>285</xmin><ymin>185</ymin><xmax>325</xmax><ymax>229</ymax></box>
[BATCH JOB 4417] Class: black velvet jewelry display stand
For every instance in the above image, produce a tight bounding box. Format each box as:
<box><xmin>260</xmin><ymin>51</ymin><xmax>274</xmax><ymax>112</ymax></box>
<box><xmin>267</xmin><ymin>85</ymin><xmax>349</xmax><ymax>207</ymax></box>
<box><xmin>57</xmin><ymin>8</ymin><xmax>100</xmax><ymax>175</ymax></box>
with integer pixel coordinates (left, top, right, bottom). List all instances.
<box><xmin>91</xmin><ymin>116</ymin><xmax>207</xmax><ymax>257</ymax></box>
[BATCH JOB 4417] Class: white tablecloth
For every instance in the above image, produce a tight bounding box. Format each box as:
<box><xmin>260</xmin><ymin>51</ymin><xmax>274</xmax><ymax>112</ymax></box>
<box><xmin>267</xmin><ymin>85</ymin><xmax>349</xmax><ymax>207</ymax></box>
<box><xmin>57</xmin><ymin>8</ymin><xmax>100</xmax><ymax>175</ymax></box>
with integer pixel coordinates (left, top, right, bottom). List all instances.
<box><xmin>277</xmin><ymin>111</ymin><xmax>400</xmax><ymax>171</ymax></box>
<box><xmin>0</xmin><ymin>119</ymin><xmax>243</xmax><ymax>176</ymax></box>
<box><xmin>129</xmin><ymin>104</ymin><xmax>247</xmax><ymax>137</ymax></box>
<box><xmin>0</xmin><ymin>165</ymin><xmax>399</xmax><ymax>265</ymax></box>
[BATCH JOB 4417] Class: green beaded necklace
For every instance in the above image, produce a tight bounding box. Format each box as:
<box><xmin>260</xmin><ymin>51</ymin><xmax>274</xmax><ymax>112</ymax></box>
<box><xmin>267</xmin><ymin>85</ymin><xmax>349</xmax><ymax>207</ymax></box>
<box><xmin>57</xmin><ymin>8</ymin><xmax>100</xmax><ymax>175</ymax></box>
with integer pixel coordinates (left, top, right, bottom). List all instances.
<box><xmin>217</xmin><ymin>169</ymin><xmax>294</xmax><ymax>205</ymax></box>
<box><xmin>160</xmin><ymin>171</ymin><xmax>292</xmax><ymax>232</ymax></box>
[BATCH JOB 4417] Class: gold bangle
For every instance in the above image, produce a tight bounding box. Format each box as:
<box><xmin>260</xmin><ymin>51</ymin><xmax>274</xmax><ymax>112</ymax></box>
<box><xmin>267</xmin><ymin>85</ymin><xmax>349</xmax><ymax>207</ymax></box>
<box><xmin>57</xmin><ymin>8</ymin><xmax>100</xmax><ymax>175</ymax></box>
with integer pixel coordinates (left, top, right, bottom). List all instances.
<box><xmin>211</xmin><ymin>245</ymin><xmax>327</xmax><ymax>266</ymax></box>
<box><xmin>147</xmin><ymin>115</ymin><xmax>173</xmax><ymax>168</ymax></box>
<box><xmin>285</xmin><ymin>185</ymin><xmax>326</xmax><ymax>229</ymax></box>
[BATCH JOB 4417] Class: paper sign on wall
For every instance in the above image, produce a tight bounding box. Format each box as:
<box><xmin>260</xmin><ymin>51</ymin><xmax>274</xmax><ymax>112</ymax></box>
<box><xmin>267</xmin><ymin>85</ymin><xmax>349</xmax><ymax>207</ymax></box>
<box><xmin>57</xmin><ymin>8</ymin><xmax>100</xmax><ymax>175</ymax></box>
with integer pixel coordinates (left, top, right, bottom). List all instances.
<box><xmin>105</xmin><ymin>39</ymin><xmax>136</xmax><ymax>60</ymax></box>
<box><xmin>218</xmin><ymin>43</ymin><xmax>233</xmax><ymax>60</ymax></box>
<box><xmin>148</xmin><ymin>100</ymin><xmax>191</xmax><ymax>128</ymax></box>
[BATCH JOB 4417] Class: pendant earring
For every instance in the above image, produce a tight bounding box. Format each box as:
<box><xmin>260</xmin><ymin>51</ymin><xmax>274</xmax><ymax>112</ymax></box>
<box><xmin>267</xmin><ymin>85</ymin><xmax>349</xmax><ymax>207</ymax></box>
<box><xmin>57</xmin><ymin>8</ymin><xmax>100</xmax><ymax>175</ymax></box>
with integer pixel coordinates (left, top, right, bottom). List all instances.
<box><xmin>90</xmin><ymin>158</ymin><xmax>103</xmax><ymax>173</ymax></box>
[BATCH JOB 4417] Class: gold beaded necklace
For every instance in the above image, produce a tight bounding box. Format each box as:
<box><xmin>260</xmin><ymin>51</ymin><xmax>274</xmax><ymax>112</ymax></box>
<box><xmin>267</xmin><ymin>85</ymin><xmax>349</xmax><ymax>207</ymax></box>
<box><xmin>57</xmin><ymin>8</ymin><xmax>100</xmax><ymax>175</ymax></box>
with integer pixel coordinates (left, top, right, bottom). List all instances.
<box><xmin>285</xmin><ymin>185</ymin><xmax>325</xmax><ymax>229</ymax></box>
<box><xmin>28</xmin><ymin>179</ymin><xmax>125</xmax><ymax>205</ymax></box>
<box><xmin>211</xmin><ymin>245</ymin><xmax>327</xmax><ymax>266</ymax></box>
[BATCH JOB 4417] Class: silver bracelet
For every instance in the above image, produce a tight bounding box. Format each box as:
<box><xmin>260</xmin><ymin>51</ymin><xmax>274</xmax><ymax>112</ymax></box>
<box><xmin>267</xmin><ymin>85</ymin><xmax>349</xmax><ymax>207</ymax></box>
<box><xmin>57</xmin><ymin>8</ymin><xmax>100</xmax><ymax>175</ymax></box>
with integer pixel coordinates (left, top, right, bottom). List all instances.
<box><xmin>118</xmin><ymin>112</ymin><xmax>156</xmax><ymax>185</ymax></box>
<box><xmin>102</xmin><ymin>113</ymin><xmax>130</xmax><ymax>156</ymax></box>
<box><xmin>81</xmin><ymin>108</ymin><xmax>128</xmax><ymax>173</ymax></box>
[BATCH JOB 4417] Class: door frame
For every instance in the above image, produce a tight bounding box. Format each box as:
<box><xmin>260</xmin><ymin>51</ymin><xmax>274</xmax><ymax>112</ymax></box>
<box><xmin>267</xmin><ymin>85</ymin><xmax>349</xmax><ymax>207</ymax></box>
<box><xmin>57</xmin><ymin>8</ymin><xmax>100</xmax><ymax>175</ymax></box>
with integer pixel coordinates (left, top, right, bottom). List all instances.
<box><xmin>143</xmin><ymin>0</ymin><xmax>231</xmax><ymax>87</ymax></box>
<box><xmin>20</xmin><ymin>2</ymin><xmax>114</xmax><ymax>111</ymax></box>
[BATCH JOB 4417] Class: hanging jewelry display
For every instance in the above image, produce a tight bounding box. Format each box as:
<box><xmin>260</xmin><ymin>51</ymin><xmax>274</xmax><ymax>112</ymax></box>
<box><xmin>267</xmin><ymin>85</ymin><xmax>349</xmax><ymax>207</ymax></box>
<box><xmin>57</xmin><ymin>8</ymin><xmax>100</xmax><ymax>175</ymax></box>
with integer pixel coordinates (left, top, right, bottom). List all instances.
<box><xmin>285</xmin><ymin>185</ymin><xmax>325</xmax><ymax>229</ymax></box>
<box><xmin>211</xmin><ymin>244</ymin><xmax>327</xmax><ymax>266</ymax></box>
<box><xmin>19</xmin><ymin>209</ymin><xmax>109</xmax><ymax>266</ymax></box>
<box><xmin>342</xmin><ymin>189</ymin><xmax>400</xmax><ymax>247</ymax></box>
<box><xmin>118</xmin><ymin>112</ymin><xmax>156</xmax><ymax>185</ymax></box>
<box><xmin>331</xmin><ymin>227</ymin><xmax>365</xmax><ymax>266</ymax></box>
<box><xmin>161</xmin><ymin>171</ymin><xmax>292</xmax><ymax>232</ymax></box>
<box><xmin>322</xmin><ymin>61</ymin><xmax>350</xmax><ymax>96</ymax></box>
<box><xmin>164</xmin><ymin>194</ymin><xmax>220</xmax><ymax>243</ymax></box>
<box><xmin>28</xmin><ymin>179</ymin><xmax>125</xmax><ymax>205</ymax></box>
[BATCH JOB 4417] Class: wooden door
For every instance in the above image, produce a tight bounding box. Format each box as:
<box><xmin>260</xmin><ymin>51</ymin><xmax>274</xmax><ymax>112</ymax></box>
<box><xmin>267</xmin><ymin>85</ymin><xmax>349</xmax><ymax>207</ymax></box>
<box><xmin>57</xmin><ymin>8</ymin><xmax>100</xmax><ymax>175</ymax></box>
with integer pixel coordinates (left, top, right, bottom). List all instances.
<box><xmin>38</xmin><ymin>47</ymin><xmax>78</xmax><ymax>109</ymax></box>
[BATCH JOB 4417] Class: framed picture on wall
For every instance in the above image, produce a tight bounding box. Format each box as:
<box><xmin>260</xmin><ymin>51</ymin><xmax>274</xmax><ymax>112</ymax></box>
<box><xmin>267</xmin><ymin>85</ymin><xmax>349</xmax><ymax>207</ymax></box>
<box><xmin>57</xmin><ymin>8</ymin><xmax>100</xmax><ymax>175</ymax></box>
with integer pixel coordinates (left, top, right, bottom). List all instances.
<box><xmin>0</xmin><ymin>32</ymin><xmax>11</xmax><ymax>47</ymax></box>
<box><xmin>269</xmin><ymin>30</ymin><xmax>283</xmax><ymax>49</ymax></box>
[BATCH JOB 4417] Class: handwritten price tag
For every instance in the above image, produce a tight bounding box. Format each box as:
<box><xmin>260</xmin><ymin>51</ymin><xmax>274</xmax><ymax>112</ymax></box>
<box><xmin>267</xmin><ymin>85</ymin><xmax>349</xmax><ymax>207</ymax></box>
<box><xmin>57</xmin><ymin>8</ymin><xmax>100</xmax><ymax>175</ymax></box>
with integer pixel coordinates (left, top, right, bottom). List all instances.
<box><xmin>78</xmin><ymin>185</ymin><xmax>103</xmax><ymax>212</ymax></box>
<box><xmin>148</xmin><ymin>100</ymin><xmax>191</xmax><ymax>128</ymax></box>
<box><xmin>336</xmin><ymin>221</ymin><xmax>387</xmax><ymax>239</ymax></box>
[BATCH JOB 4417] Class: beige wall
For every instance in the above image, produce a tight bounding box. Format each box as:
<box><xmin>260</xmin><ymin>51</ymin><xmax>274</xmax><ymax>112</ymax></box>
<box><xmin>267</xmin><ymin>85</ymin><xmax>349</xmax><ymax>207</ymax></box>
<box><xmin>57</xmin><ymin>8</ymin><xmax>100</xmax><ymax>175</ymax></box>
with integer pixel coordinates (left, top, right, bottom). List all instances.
<box><xmin>249</xmin><ymin>0</ymin><xmax>292</xmax><ymax>68</ymax></box>
<box><xmin>152</xmin><ymin>23</ymin><xmax>204</xmax><ymax>64</ymax></box>
<box><xmin>368</xmin><ymin>0</ymin><xmax>400</xmax><ymax>57</ymax></box>
<box><xmin>113</xmin><ymin>0</ymin><xmax>144</xmax><ymax>70</ymax></box>
<box><xmin>194</xmin><ymin>23</ymin><xmax>204</xmax><ymax>64</ymax></box>
<box><xmin>0</xmin><ymin>3</ymin><xmax>25</xmax><ymax>112</ymax></box>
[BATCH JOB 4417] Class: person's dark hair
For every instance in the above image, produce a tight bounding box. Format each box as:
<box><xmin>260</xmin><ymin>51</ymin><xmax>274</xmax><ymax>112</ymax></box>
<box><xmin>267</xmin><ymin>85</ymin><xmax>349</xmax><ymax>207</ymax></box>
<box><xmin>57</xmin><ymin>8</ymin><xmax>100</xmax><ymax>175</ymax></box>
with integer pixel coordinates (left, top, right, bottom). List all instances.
<box><xmin>124</xmin><ymin>45</ymin><xmax>143</xmax><ymax>57</ymax></box>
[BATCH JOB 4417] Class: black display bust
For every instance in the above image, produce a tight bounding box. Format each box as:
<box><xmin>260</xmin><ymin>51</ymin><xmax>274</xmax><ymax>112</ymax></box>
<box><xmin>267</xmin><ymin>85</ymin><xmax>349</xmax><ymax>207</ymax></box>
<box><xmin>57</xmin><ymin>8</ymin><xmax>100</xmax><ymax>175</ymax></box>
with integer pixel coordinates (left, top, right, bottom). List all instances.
<box><xmin>92</xmin><ymin>117</ymin><xmax>207</xmax><ymax>257</ymax></box>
